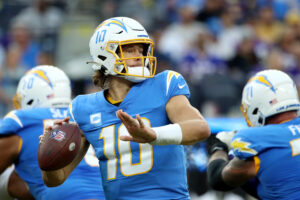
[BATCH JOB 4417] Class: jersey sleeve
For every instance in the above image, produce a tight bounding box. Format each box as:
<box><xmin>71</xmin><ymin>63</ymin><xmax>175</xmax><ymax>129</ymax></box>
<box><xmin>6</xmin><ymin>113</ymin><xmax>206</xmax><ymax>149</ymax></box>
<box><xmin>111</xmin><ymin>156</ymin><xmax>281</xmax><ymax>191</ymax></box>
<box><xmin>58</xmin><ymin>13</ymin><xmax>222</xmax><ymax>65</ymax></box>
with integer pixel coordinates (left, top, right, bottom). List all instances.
<box><xmin>164</xmin><ymin>70</ymin><xmax>190</xmax><ymax>99</ymax></box>
<box><xmin>0</xmin><ymin>111</ymin><xmax>23</xmax><ymax>135</ymax></box>
<box><xmin>231</xmin><ymin>129</ymin><xmax>263</xmax><ymax>160</ymax></box>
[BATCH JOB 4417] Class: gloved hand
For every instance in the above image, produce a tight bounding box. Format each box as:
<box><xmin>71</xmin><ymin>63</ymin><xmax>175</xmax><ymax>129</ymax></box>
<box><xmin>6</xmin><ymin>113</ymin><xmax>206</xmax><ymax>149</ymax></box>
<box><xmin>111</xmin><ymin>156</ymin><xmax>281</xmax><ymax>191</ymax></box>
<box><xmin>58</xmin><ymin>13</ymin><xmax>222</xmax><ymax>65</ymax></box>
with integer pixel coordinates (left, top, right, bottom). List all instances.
<box><xmin>215</xmin><ymin>130</ymin><xmax>237</xmax><ymax>150</ymax></box>
<box><xmin>208</xmin><ymin>137</ymin><xmax>229</xmax><ymax>156</ymax></box>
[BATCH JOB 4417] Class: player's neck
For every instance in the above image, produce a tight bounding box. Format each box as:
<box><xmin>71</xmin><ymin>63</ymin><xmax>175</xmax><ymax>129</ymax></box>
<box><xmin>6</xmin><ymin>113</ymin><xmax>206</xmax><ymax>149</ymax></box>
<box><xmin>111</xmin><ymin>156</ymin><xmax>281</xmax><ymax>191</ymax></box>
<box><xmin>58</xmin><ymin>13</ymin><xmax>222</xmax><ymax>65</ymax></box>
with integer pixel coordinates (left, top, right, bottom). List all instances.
<box><xmin>266</xmin><ymin>111</ymin><xmax>298</xmax><ymax>125</ymax></box>
<box><xmin>108</xmin><ymin>77</ymin><xmax>134</xmax><ymax>101</ymax></box>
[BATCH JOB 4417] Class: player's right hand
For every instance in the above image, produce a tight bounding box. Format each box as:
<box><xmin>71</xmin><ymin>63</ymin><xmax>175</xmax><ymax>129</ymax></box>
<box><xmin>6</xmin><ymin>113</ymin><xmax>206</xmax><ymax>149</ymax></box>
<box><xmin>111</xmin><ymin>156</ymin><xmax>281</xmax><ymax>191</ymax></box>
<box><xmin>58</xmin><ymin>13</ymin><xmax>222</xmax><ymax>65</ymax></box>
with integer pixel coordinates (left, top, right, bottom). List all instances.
<box><xmin>39</xmin><ymin>117</ymin><xmax>70</xmax><ymax>143</ymax></box>
<box><xmin>215</xmin><ymin>130</ymin><xmax>237</xmax><ymax>149</ymax></box>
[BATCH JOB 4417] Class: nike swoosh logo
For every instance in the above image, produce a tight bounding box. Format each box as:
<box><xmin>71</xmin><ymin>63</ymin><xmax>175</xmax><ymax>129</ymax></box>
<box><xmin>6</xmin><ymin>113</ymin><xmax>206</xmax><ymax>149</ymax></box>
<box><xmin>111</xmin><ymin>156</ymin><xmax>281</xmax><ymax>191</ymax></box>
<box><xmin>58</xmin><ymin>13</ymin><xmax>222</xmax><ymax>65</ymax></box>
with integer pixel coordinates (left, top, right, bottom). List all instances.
<box><xmin>178</xmin><ymin>84</ymin><xmax>186</xmax><ymax>89</ymax></box>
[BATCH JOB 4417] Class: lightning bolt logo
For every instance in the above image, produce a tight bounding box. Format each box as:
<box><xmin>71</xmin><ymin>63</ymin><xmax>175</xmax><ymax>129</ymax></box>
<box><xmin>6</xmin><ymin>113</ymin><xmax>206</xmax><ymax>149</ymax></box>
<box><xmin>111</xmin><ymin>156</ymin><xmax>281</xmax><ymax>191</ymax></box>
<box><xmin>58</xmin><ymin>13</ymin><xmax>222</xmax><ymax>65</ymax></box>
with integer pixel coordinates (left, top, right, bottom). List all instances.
<box><xmin>27</xmin><ymin>69</ymin><xmax>52</xmax><ymax>88</ymax></box>
<box><xmin>248</xmin><ymin>75</ymin><xmax>275</xmax><ymax>93</ymax></box>
<box><xmin>95</xmin><ymin>18</ymin><xmax>127</xmax><ymax>32</ymax></box>
<box><xmin>166</xmin><ymin>71</ymin><xmax>181</xmax><ymax>95</ymax></box>
<box><xmin>231</xmin><ymin>138</ymin><xmax>257</xmax><ymax>155</ymax></box>
<box><xmin>4</xmin><ymin>111</ymin><xmax>23</xmax><ymax>128</ymax></box>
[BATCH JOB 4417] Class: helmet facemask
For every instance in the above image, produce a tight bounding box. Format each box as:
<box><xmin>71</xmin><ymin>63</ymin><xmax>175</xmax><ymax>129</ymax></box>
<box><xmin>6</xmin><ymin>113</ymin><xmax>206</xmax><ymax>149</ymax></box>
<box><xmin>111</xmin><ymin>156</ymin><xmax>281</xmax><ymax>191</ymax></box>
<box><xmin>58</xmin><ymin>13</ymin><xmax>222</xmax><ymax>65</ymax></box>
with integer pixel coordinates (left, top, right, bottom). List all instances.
<box><xmin>113</xmin><ymin>39</ymin><xmax>156</xmax><ymax>82</ymax></box>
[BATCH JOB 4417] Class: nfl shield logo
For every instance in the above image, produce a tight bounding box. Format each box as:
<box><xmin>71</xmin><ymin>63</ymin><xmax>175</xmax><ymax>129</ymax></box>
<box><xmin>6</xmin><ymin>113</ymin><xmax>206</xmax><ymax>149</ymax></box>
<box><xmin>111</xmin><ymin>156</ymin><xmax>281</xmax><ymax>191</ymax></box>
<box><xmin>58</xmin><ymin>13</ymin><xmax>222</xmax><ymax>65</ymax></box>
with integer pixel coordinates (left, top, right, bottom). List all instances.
<box><xmin>50</xmin><ymin>130</ymin><xmax>66</xmax><ymax>141</ymax></box>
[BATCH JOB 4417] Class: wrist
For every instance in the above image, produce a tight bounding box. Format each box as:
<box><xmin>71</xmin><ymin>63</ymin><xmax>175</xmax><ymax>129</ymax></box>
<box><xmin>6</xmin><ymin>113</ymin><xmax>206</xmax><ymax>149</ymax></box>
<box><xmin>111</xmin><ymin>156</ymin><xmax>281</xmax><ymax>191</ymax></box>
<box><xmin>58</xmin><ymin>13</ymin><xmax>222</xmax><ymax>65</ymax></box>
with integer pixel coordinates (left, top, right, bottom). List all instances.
<box><xmin>150</xmin><ymin>123</ymin><xmax>182</xmax><ymax>145</ymax></box>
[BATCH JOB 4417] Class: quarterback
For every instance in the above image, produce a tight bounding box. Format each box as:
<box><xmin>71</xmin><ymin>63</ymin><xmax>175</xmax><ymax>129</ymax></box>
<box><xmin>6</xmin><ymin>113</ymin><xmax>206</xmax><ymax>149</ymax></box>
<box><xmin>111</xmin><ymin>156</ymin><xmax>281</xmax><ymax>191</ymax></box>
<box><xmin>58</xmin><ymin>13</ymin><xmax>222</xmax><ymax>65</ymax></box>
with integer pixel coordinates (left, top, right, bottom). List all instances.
<box><xmin>41</xmin><ymin>17</ymin><xmax>210</xmax><ymax>200</ymax></box>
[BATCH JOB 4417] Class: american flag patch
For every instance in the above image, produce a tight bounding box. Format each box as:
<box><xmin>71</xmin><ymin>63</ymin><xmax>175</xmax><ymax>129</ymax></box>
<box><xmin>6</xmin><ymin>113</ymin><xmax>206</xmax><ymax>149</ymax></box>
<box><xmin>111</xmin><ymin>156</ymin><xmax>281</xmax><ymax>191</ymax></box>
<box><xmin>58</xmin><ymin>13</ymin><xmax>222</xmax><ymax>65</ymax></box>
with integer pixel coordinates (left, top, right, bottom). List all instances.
<box><xmin>269</xmin><ymin>98</ymin><xmax>278</xmax><ymax>105</ymax></box>
<box><xmin>47</xmin><ymin>94</ymin><xmax>54</xmax><ymax>99</ymax></box>
<box><xmin>50</xmin><ymin>130</ymin><xmax>66</xmax><ymax>141</ymax></box>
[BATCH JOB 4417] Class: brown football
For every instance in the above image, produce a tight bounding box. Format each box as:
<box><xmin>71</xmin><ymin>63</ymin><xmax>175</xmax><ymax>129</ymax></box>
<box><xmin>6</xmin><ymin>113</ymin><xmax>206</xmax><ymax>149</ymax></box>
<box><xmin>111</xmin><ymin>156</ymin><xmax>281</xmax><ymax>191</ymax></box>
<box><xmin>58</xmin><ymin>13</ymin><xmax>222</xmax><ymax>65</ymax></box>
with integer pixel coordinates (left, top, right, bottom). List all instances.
<box><xmin>38</xmin><ymin>123</ymin><xmax>81</xmax><ymax>171</ymax></box>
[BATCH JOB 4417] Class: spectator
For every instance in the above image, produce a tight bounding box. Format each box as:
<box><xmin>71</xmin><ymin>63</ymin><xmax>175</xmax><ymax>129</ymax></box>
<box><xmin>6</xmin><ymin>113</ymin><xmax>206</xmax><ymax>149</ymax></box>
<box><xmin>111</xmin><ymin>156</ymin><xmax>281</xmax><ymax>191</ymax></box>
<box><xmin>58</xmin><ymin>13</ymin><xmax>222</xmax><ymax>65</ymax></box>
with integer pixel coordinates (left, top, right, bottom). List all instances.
<box><xmin>254</xmin><ymin>7</ymin><xmax>284</xmax><ymax>45</ymax></box>
<box><xmin>13</xmin><ymin>0</ymin><xmax>63</xmax><ymax>54</ymax></box>
<box><xmin>158</xmin><ymin>3</ymin><xmax>207</xmax><ymax>63</ymax></box>
<box><xmin>7</xmin><ymin>20</ymin><xmax>40</xmax><ymax>70</ymax></box>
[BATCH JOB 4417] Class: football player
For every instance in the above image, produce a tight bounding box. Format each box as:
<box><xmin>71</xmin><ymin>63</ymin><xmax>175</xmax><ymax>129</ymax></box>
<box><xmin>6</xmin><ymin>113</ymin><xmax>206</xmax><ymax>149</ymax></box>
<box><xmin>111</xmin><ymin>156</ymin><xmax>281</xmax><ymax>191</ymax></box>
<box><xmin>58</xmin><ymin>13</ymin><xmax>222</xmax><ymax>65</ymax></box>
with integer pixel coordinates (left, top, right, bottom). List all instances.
<box><xmin>207</xmin><ymin>69</ymin><xmax>300</xmax><ymax>199</ymax></box>
<box><xmin>41</xmin><ymin>17</ymin><xmax>210</xmax><ymax>200</ymax></box>
<box><xmin>0</xmin><ymin>65</ymin><xmax>105</xmax><ymax>199</ymax></box>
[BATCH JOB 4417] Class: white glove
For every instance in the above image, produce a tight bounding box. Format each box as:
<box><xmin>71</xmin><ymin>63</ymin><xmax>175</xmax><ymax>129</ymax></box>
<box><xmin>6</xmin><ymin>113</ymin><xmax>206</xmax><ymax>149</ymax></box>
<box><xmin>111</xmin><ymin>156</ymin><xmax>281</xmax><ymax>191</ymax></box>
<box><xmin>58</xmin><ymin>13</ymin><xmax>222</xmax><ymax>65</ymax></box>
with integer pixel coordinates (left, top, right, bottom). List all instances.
<box><xmin>216</xmin><ymin>130</ymin><xmax>237</xmax><ymax>149</ymax></box>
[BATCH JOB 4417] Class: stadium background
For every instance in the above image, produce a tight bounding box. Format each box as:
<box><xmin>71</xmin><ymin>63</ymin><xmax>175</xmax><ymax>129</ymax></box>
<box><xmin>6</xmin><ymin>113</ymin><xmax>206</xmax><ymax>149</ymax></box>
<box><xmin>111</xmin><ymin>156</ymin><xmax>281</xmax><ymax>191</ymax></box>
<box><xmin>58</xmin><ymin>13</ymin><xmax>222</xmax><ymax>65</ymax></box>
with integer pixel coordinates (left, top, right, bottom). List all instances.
<box><xmin>0</xmin><ymin>0</ymin><xmax>300</xmax><ymax>199</ymax></box>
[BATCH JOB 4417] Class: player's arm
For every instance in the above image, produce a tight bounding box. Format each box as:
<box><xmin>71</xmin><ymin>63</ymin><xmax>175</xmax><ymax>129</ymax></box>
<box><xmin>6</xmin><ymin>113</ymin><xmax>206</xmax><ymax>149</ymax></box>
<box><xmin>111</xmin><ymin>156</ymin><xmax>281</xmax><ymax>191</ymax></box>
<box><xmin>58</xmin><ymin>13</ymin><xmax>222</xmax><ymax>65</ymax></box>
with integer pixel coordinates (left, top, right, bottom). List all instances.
<box><xmin>117</xmin><ymin>95</ymin><xmax>210</xmax><ymax>145</ymax></box>
<box><xmin>207</xmin><ymin>149</ymin><xmax>256</xmax><ymax>191</ymax></box>
<box><xmin>41</xmin><ymin>133</ymin><xmax>90</xmax><ymax>187</ymax></box>
<box><xmin>7</xmin><ymin>169</ymin><xmax>34</xmax><ymax>200</ymax></box>
<box><xmin>0</xmin><ymin>135</ymin><xmax>20</xmax><ymax>173</ymax></box>
<box><xmin>165</xmin><ymin>95</ymin><xmax>210</xmax><ymax>145</ymax></box>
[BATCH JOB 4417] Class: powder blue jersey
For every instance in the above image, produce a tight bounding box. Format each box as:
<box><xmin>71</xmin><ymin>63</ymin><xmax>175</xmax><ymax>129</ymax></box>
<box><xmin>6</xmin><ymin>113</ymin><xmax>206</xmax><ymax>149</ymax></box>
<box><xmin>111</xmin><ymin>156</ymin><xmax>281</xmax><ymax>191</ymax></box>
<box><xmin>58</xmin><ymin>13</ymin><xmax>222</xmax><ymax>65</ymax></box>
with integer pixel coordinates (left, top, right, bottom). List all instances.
<box><xmin>69</xmin><ymin>70</ymin><xmax>191</xmax><ymax>200</ymax></box>
<box><xmin>231</xmin><ymin>117</ymin><xmax>300</xmax><ymax>200</ymax></box>
<box><xmin>0</xmin><ymin>107</ymin><xmax>105</xmax><ymax>200</ymax></box>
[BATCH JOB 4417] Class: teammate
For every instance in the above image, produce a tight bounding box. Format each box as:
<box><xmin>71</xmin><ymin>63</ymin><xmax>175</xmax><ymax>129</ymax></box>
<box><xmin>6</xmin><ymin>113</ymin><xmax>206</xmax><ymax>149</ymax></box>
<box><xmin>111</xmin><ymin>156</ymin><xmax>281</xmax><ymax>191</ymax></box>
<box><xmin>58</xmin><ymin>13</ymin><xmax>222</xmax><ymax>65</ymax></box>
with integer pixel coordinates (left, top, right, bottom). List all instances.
<box><xmin>41</xmin><ymin>17</ymin><xmax>210</xmax><ymax>200</ymax></box>
<box><xmin>0</xmin><ymin>65</ymin><xmax>105</xmax><ymax>199</ymax></box>
<box><xmin>207</xmin><ymin>69</ymin><xmax>300</xmax><ymax>199</ymax></box>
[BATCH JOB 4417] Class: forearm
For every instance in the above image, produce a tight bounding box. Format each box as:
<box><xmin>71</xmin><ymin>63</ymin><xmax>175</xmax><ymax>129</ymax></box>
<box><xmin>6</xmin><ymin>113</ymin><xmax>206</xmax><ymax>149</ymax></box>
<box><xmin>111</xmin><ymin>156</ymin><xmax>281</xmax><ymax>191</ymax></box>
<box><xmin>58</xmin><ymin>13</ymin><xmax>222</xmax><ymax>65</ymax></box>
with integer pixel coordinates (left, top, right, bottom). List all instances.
<box><xmin>207</xmin><ymin>151</ymin><xmax>233</xmax><ymax>191</ymax></box>
<box><xmin>8</xmin><ymin>170</ymin><xmax>34</xmax><ymax>200</ymax></box>
<box><xmin>165</xmin><ymin>95</ymin><xmax>210</xmax><ymax>145</ymax></box>
<box><xmin>179</xmin><ymin>119</ymin><xmax>210</xmax><ymax>145</ymax></box>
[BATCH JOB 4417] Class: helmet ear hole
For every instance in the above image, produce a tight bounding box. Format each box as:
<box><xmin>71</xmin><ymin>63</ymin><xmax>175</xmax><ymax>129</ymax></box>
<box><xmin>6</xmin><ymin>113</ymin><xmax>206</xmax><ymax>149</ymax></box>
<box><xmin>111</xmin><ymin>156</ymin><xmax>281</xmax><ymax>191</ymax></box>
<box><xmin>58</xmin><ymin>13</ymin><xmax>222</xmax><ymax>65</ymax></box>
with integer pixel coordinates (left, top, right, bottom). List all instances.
<box><xmin>27</xmin><ymin>99</ymin><xmax>34</xmax><ymax>106</ymax></box>
<box><xmin>98</xmin><ymin>55</ymin><xmax>107</xmax><ymax>61</ymax></box>
<box><xmin>252</xmin><ymin>108</ymin><xmax>258</xmax><ymax>115</ymax></box>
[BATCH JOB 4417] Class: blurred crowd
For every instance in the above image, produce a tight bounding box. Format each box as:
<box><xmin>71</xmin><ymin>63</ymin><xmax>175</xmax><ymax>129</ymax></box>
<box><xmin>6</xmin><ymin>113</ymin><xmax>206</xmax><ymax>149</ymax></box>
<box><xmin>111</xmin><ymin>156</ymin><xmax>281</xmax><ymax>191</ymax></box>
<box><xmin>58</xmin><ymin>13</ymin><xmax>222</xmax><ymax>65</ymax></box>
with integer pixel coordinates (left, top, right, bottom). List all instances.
<box><xmin>1</xmin><ymin>0</ymin><xmax>300</xmax><ymax>120</ymax></box>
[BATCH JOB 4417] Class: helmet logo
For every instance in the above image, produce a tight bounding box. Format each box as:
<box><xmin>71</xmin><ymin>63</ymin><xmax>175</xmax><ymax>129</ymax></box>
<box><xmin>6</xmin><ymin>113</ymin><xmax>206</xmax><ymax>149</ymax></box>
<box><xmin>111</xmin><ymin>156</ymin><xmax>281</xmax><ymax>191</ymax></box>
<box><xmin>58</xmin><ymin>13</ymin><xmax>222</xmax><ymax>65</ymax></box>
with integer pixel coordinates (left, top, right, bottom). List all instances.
<box><xmin>248</xmin><ymin>75</ymin><xmax>275</xmax><ymax>93</ymax></box>
<box><xmin>27</xmin><ymin>69</ymin><xmax>52</xmax><ymax>88</ymax></box>
<box><xmin>95</xmin><ymin>18</ymin><xmax>128</xmax><ymax>33</ymax></box>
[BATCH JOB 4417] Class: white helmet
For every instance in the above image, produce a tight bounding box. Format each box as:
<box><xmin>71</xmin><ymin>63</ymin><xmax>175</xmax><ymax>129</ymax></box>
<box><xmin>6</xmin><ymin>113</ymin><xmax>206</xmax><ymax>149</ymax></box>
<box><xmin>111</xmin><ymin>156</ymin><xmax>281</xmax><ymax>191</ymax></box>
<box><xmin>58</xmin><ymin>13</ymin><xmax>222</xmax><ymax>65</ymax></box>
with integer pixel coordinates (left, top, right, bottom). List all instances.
<box><xmin>88</xmin><ymin>17</ymin><xmax>157</xmax><ymax>83</ymax></box>
<box><xmin>13</xmin><ymin>65</ymin><xmax>71</xmax><ymax>109</ymax></box>
<box><xmin>241</xmin><ymin>69</ymin><xmax>300</xmax><ymax>127</ymax></box>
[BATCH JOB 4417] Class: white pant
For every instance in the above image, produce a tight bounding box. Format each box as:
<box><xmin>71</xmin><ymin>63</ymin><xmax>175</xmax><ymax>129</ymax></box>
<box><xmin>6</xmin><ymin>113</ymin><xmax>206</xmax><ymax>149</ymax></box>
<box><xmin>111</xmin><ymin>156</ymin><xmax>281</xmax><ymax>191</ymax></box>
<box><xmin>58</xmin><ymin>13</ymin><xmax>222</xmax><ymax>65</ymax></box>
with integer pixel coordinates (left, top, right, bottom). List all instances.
<box><xmin>0</xmin><ymin>165</ymin><xmax>14</xmax><ymax>200</ymax></box>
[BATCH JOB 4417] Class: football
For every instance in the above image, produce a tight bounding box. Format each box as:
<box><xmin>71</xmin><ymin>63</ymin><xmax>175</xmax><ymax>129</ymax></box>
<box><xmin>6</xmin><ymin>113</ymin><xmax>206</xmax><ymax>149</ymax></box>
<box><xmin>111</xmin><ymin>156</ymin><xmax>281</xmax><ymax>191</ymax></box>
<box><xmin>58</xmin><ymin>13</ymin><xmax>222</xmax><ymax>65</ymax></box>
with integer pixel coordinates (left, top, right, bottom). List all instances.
<box><xmin>38</xmin><ymin>123</ymin><xmax>82</xmax><ymax>171</ymax></box>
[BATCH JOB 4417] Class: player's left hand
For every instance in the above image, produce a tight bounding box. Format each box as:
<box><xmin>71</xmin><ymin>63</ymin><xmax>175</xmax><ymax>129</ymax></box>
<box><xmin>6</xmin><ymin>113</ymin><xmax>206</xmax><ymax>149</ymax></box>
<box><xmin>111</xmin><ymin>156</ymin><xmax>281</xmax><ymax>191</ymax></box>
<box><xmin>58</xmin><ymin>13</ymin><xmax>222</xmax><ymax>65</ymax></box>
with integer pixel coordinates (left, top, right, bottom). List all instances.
<box><xmin>116</xmin><ymin>110</ymin><xmax>156</xmax><ymax>143</ymax></box>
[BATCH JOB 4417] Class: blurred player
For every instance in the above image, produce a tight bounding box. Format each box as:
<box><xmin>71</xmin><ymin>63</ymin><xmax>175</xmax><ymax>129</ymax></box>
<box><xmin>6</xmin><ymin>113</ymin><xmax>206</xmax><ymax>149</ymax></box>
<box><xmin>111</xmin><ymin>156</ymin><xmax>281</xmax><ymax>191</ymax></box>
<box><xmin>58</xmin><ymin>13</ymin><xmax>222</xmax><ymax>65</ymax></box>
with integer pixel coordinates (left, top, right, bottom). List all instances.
<box><xmin>41</xmin><ymin>17</ymin><xmax>210</xmax><ymax>200</ymax></box>
<box><xmin>207</xmin><ymin>69</ymin><xmax>300</xmax><ymax>199</ymax></box>
<box><xmin>0</xmin><ymin>65</ymin><xmax>105</xmax><ymax>199</ymax></box>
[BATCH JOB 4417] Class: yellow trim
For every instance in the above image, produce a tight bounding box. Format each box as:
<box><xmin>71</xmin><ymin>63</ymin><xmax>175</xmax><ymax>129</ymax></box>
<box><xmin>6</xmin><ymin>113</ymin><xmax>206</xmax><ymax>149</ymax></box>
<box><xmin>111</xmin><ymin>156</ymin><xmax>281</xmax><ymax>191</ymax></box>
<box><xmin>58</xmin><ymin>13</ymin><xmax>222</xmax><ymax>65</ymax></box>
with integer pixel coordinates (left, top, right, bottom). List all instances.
<box><xmin>18</xmin><ymin>138</ymin><xmax>23</xmax><ymax>153</ymax></box>
<box><xmin>106</xmin><ymin>95</ymin><xmax>123</xmax><ymax>105</ymax></box>
<box><xmin>290</xmin><ymin>138</ymin><xmax>300</xmax><ymax>156</ymax></box>
<box><xmin>99</xmin><ymin>125</ymin><xmax>117</xmax><ymax>180</ymax></box>
<box><xmin>12</xmin><ymin>93</ymin><xmax>22</xmax><ymax>110</ymax></box>
<box><xmin>240</xmin><ymin>103</ymin><xmax>253</xmax><ymax>127</ymax></box>
<box><xmin>118</xmin><ymin>118</ymin><xmax>153</xmax><ymax>177</ymax></box>
<box><xmin>167</xmin><ymin>71</ymin><xmax>180</xmax><ymax>83</ymax></box>
<box><xmin>280</xmin><ymin>119</ymin><xmax>293</xmax><ymax>124</ymax></box>
<box><xmin>253</xmin><ymin>156</ymin><xmax>260</xmax><ymax>174</ymax></box>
